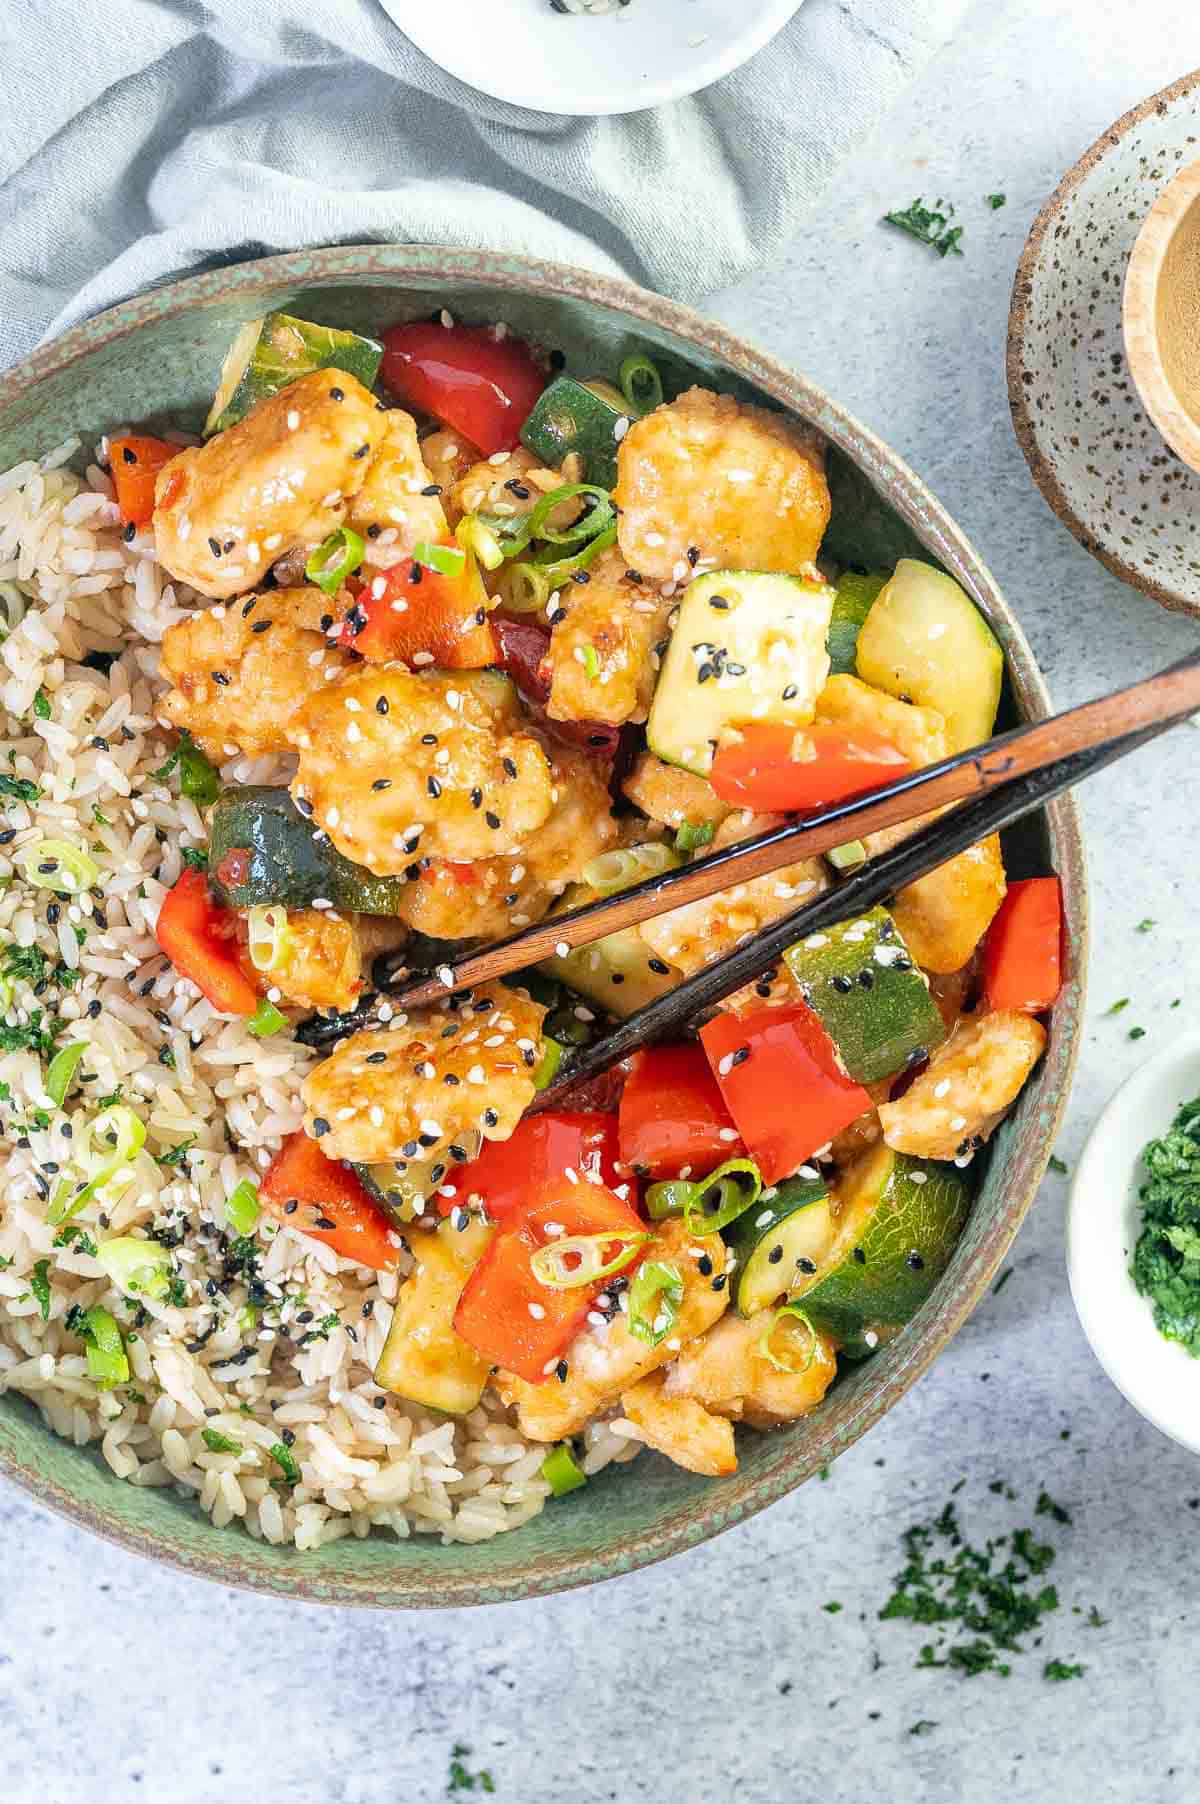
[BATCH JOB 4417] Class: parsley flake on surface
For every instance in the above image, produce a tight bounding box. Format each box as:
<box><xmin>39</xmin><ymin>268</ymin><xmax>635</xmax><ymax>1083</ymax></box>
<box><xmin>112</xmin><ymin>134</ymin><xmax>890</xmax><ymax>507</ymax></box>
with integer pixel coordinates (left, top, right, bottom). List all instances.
<box><xmin>1043</xmin><ymin>1659</ymin><xmax>1086</xmax><ymax>1681</ymax></box>
<box><xmin>32</xmin><ymin>687</ymin><xmax>51</xmax><ymax>720</ymax></box>
<box><xmin>448</xmin><ymin>1745</ymin><xmax>495</xmax><ymax>1795</ymax></box>
<box><xmin>822</xmin><ymin>1601</ymin><xmax>843</xmax><ymax>1614</ymax></box>
<box><xmin>0</xmin><ymin>773</ymin><xmax>42</xmax><ymax>804</ymax></box>
<box><xmin>986</xmin><ymin>193</ymin><xmax>1007</xmax><ymax>209</ymax></box>
<box><xmin>1107</xmin><ymin>997</ymin><xmax>1130</xmax><ymax>1015</ymax></box>
<box><xmin>1131</xmin><ymin>1097</ymin><xmax>1200</xmax><ymax>1355</ymax></box>
<box><xmin>992</xmin><ymin>1266</ymin><xmax>1014</xmax><ymax>1294</ymax></box>
<box><xmin>909</xmin><ymin>1719</ymin><xmax>939</xmax><ymax>1736</ymax></box>
<box><xmin>1136</xmin><ymin>918</ymin><xmax>1155</xmax><ymax>933</ymax></box>
<box><xmin>882</xmin><ymin>197</ymin><xmax>964</xmax><ymax>257</ymax></box>
<box><xmin>1048</xmin><ymin>1154</ymin><xmax>1068</xmax><ymax>1175</ymax></box>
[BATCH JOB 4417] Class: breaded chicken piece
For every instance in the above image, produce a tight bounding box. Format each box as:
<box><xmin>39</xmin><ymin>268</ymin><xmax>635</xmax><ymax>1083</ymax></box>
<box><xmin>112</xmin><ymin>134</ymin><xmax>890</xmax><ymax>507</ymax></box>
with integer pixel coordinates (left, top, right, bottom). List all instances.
<box><xmin>347</xmin><ymin>409</ymin><xmax>446</xmax><ymax>564</ymax></box>
<box><xmin>878</xmin><ymin>1009</ymin><xmax>1046</xmax><ymax>1161</ymax></box>
<box><xmin>153</xmin><ymin>370</ymin><xmax>384</xmax><ymax>599</ymax></box>
<box><xmin>620</xmin><ymin>1372</ymin><xmax>737</xmax><ymax>1477</ymax></box>
<box><xmin>496</xmin><ymin>1220</ymin><xmax>730</xmax><ymax>1441</ymax></box>
<box><xmin>289</xmin><ymin>669</ymin><xmax>554</xmax><ymax>872</ymax></box>
<box><xmin>397</xmin><ymin>743</ymin><xmax>618</xmax><ymax>942</ymax></box>
<box><xmin>663</xmin><ymin>1309</ymin><xmax>839</xmax><ymax>1430</ymax></box>
<box><xmin>449</xmin><ymin>445</ymin><xmax>580</xmax><ymax>528</ymax></box>
<box><xmin>614</xmin><ymin>386</ymin><xmax>830</xmax><ymax>583</ymax></box>
<box><xmin>815</xmin><ymin>675</ymin><xmax>1006</xmax><ymax>971</ymax></box>
<box><xmin>622</xmin><ymin>751</ymin><xmax>731</xmax><ymax>835</ymax></box>
<box><xmin>418</xmin><ymin>429</ymin><xmax>480</xmax><ymax>503</ymax></box>
<box><xmin>301</xmin><ymin>983</ymin><xmax>546</xmax><ymax>1165</ymax></box>
<box><xmin>543</xmin><ymin>549</ymin><xmax>673</xmax><ymax>727</ymax></box>
<box><xmin>260</xmin><ymin>910</ymin><xmax>405</xmax><ymax>1014</ymax></box>
<box><xmin>639</xmin><ymin>809</ymin><xmax>827</xmax><ymax>978</ymax></box>
<box><xmin>158</xmin><ymin>587</ymin><xmax>354</xmax><ymax>759</ymax></box>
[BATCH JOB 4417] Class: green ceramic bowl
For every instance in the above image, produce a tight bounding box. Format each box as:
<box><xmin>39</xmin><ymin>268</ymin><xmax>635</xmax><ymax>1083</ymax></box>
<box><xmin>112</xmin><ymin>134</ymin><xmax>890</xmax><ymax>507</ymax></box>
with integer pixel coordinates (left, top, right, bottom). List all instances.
<box><xmin>0</xmin><ymin>246</ymin><xmax>1087</xmax><ymax>1606</ymax></box>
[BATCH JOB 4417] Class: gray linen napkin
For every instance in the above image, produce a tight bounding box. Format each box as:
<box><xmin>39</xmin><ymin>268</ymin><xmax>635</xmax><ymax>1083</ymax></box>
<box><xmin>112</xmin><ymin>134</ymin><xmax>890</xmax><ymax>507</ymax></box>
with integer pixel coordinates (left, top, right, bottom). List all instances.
<box><xmin>0</xmin><ymin>0</ymin><xmax>969</xmax><ymax>367</ymax></box>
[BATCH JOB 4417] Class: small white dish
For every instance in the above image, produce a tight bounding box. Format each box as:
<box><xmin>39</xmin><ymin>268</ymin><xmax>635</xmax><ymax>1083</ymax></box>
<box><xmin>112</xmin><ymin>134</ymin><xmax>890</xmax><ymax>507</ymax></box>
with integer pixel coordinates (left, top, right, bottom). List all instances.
<box><xmin>384</xmin><ymin>0</ymin><xmax>804</xmax><ymax>117</ymax></box>
<box><xmin>1068</xmin><ymin>1030</ymin><xmax>1200</xmax><ymax>1453</ymax></box>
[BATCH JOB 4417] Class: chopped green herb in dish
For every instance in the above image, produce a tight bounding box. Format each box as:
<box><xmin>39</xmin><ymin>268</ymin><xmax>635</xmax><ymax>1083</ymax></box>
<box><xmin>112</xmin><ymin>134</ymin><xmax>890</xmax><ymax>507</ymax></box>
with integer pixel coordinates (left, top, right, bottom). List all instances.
<box><xmin>1131</xmin><ymin>1097</ymin><xmax>1200</xmax><ymax>1355</ymax></box>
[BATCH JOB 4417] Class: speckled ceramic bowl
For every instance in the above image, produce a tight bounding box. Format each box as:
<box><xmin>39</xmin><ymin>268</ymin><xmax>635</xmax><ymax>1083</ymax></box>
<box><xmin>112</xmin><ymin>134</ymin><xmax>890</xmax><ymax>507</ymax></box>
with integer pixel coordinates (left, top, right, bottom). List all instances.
<box><xmin>1007</xmin><ymin>69</ymin><xmax>1200</xmax><ymax>617</ymax></box>
<box><xmin>0</xmin><ymin>245</ymin><xmax>1087</xmax><ymax>1606</ymax></box>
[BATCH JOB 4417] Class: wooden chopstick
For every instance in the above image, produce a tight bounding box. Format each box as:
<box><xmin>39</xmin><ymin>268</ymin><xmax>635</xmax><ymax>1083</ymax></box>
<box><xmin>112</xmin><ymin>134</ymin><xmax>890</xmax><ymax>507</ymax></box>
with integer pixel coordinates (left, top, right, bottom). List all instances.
<box><xmin>533</xmin><ymin>708</ymin><xmax>1170</xmax><ymax>1107</ymax></box>
<box><xmin>381</xmin><ymin>647</ymin><xmax>1200</xmax><ymax>1012</ymax></box>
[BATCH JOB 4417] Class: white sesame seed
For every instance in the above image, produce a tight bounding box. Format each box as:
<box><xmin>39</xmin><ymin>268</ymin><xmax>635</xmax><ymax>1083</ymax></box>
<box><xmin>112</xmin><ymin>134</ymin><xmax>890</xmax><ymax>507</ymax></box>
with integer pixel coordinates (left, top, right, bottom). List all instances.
<box><xmin>287</xmin><ymin>410</ymin><xmax>300</xmax><ymax>431</ymax></box>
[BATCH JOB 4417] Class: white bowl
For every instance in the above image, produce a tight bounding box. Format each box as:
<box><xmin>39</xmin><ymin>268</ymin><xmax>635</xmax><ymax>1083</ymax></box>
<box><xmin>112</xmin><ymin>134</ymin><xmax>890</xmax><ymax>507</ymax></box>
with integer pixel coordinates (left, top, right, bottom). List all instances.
<box><xmin>383</xmin><ymin>0</ymin><xmax>804</xmax><ymax>116</ymax></box>
<box><xmin>1067</xmin><ymin>1030</ymin><xmax>1200</xmax><ymax>1453</ymax></box>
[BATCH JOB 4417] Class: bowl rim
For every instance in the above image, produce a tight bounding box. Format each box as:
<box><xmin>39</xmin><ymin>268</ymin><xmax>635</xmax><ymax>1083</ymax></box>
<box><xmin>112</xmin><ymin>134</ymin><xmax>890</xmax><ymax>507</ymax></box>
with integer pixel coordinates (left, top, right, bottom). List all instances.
<box><xmin>1006</xmin><ymin>66</ymin><xmax>1200</xmax><ymax>618</ymax></box>
<box><xmin>0</xmin><ymin>243</ymin><xmax>1089</xmax><ymax>1605</ymax></box>
<box><xmin>1122</xmin><ymin>156</ymin><xmax>1200</xmax><ymax>477</ymax></box>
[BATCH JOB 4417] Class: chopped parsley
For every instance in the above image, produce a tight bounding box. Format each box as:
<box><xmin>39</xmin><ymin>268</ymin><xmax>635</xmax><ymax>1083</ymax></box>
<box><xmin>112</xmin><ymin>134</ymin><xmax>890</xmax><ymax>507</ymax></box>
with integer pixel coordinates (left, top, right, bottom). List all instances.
<box><xmin>909</xmin><ymin>1720</ymin><xmax>939</xmax><ymax>1737</ymax></box>
<box><xmin>1048</xmin><ymin>1154</ymin><xmax>1068</xmax><ymax>1175</ymax></box>
<box><xmin>882</xmin><ymin>197</ymin><xmax>963</xmax><ymax>258</ymax></box>
<box><xmin>0</xmin><ymin>1254</ymin><xmax>13</xmax><ymax>1270</ymax></box>
<box><xmin>53</xmin><ymin>1224</ymin><xmax>98</xmax><ymax>1257</ymax></box>
<box><xmin>201</xmin><ymin>1428</ymin><xmax>243</xmax><ymax>1456</ymax></box>
<box><xmin>2</xmin><ymin>943</ymin><xmax>48</xmax><ymax>987</ymax></box>
<box><xmin>1043</xmin><ymin>1659</ymin><xmax>1085</xmax><ymax>1681</ymax></box>
<box><xmin>822</xmin><ymin>1601</ymin><xmax>843</xmax><ymax>1614</ymax></box>
<box><xmin>1035</xmin><ymin>1490</ymin><xmax>1072</xmax><ymax>1525</ymax></box>
<box><xmin>1107</xmin><ymin>997</ymin><xmax>1130</xmax><ymax>1015</ymax></box>
<box><xmin>1136</xmin><ymin>918</ymin><xmax>1155</xmax><ymax>933</ymax></box>
<box><xmin>1131</xmin><ymin>1096</ymin><xmax>1200</xmax><ymax>1355</ymax></box>
<box><xmin>180</xmin><ymin>846</ymin><xmax>209</xmax><ymax>871</ymax></box>
<box><xmin>447</xmin><ymin>1746</ymin><xmax>495</xmax><ymax>1795</ymax></box>
<box><xmin>0</xmin><ymin>1009</ymin><xmax>64</xmax><ymax>1058</ymax></box>
<box><xmin>992</xmin><ymin>1266</ymin><xmax>1013</xmax><ymax>1295</ymax></box>
<box><xmin>154</xmin><ymin>1137</ymin><xmax>196</xmax><ymax>1168</ymax></box>
<box><xmin>270</xmin><ymin>1441</ymin><xmax>301</xmax><ymax>1485</ymax></box>
<box><xmin>1129</xmin><ymin>1026</ymin><xmax>1146</xmax><ymax>1041</ymax></box>
<box><xmin>29</xmin><ymin>1259</ymin><xmax>52</xmax><ymax>1322</ymax></box>
<box><xmin>0</xmin><ymin>774</ymin><xmax>42</xmax><ymax>804</ymax></box>
<box><xmin>986</xmin><ymin>193</ymin><xmax>1006</xmax><ymax>209</ymax></box>
<box><xmin>32</xmin><ymin>687</ymin><xmax>51</xmax><ymax>720</ymax></box>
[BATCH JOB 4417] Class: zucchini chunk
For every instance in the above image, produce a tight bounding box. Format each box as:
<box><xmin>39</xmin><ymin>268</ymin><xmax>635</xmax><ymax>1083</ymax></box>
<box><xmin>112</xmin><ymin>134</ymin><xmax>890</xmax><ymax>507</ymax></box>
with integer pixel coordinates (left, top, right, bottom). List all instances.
<box><xmin>826</xmin><ymin>570</ymin><xmax>888</xmax><ymax>676</ymax></box>
<box><xmin>789</xmin><ymin>1141</ymin><xmax>970</xmax><ymax>1352</ymax></box>
<box><xmin>519</xmin><ymin>375</ymin><xmax>625</xmax><ymax>487</ymax></box>
<box><xmin>646</xmin><ymin>570</ymin><xmax>835</xmax><ymax>777</ymax></box>
<box><xmin>204</xmin><ymin>312</ymin><xmax>383</xmax><ymax>437</ymax></box>
<box><xmin>855</xmin><ymin>558</ymin><xmax>1003</xmax><ymax>753</ymax></box>
<box><xmin>724</xmin><ymin>1176</ymin><xmax>834</xmax><ymax>1317</ymax></box>
<box><xmin>374</xmin><ymin>1219</ymin><xmax>492</xmax><ymax>1414</ymax></box>
<box><xmin>208</xmin><ymin>785</ymin><xmax>408</xmax><ymax>915</ymax></box>
<box><xmin>783</xmin><ymin>906</ymin><xmax>946</xmax><ymax>1085</ymax></box>
<box><xmin>354</xmin><ymin>1131</ymin><xmax>482</xmax><ymax>1228</ymax></box>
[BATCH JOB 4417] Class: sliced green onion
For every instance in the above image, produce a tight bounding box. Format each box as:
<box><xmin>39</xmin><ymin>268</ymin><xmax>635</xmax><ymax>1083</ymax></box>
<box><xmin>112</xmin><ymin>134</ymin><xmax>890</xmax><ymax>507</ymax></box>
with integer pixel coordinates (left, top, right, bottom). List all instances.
<box><xmin>178</xmin><ymin>735</ymin><xmax>220</xmax><ymax>806</ymax></box>
<box><xmin>454</xmin><ymin>513</ymin><xmax>505</xmax><ymax>572</ymax></box>
<box><xmin>644</xmin><ymin>1179</ymin><xmax>695</xmax><ymax>1222</ymax></box>
<box><xmin>526</xmin><ymin>483</ymin><xmax>614</xmax><ymax>550</ymax></box>
<box><xmin>78</xmin><ymin>1103</ymin><xmax>147</xmax><ymax>1187</ymax></box>
<box><xmin>202</xmin><ymin>1427</ymin><xmax>243</xmax><ymax>1456</ymax></box>
<box><xmin>683</xmin><ymin>1158</ymin><xmax>762</xmax><ymax>1236</ymax></box>
<box><xmin>532</xmin><ymin>1036</ymin><xmax>564</xmax><ymax>1092</ymax></box>
<box><xmin>412</xmin><ymin>541</ymin><xmax>466</xmax><ymax>579</ymax></box>
<box><xmin>247</xmin><ymin>904</ymin><xmax>290</xmax><ymax>972</ymax></box>
<box><xmin>627</xmin><ymin>1259</ymin><xmax>684</xmax><ymax>1347</ymax></box>
<box><xmin>473</xmin><ymin>511</ymin><xmax>533</xmax><ymax>562</ymax></box>
<box><xmin>579</xmin><ymin>644</ymin><xmax>601</xmax><ymax>681</ymax></box>
<box><xmin>271</xmin><ymin>1441</ymin><xmax>301</xmax><ymax>1485</ymax></box>
<box><xmin>74</xmin><ymin>1305</ymin><xmax>129</xmax><ymax>1387</ymax></box>
<box><xmin>248</xmin><ymin>997</ymin><xmax>287</xmax><ymax>1038</ymax></box>
<box><xmin>582</xmin><ymin>377</ymin><xmax>628</xmax><ymax>412</ymax></box>
<box><xmin>541</xmin><ymin>1442</ymin><xmax>587</xmax><ymax>1497</ymax></box>
<box><xmin>96</xmin><ymin>1236</ymin><xmax>174</xmax><ymax>1301</ymax></box>
<box><xmin>828</xmin><ymin>839</ymin><xmax>867</xmax><ymax>871</ymax></box>
<box><xmin>675</xmin><ymin>820</ymin><xmax>716</xmax><ymax>855</ymax></box>
<box><xmin>759</xmin><ymin>1303</ymin><xmax>819</xmax><ymax>1375</ymax></box>
<box><xmin>501</xmin><ymin>561</ymin><xmax>553</xmax><ymax>615</ymax></box>
<box><xmin>45</xmin><ymin>1042</ymin><xmax>86</xmax><ymax>1108</ymax></box>
<box><xmin>581</xmin><ymin>842</ymin><xmax>677</xmax><ymax>898</ymax></box>
<box><xmin>305</xmin><ymin>525</ymin><xmax>366</xmax><ymax>595</ymax></box>
<box><xmin>532</xmin><ymin>520</ymin><xmax>618</xmax><ymax>584</ymax></box>
<box><xmin>530</xmin><ymin>1231</ymin><xmax>649</xmax><ymax>1291</ymax></box>
<box><xmin>618</xmin><ymin>354</ymin><xmax>664</xmax><ymax>416</ymax></box>
<box><xmin>20</xmin><ymin>838</ymin><xmax>100</xmax><ymax>894</ymax></box>
<box><xmin>224</xmin><ymin>1179</ymin><xmax>261</xmax><ymax>1236</ymax></box>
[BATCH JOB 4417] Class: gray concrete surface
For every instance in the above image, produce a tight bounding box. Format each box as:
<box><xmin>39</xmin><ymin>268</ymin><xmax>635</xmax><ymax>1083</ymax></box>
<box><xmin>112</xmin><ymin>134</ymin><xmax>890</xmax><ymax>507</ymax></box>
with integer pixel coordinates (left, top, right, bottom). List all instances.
<box><xmin>3</xmin><ymin>2</ymin><xmax>1200</xmax><ymax>1798</ymax></box>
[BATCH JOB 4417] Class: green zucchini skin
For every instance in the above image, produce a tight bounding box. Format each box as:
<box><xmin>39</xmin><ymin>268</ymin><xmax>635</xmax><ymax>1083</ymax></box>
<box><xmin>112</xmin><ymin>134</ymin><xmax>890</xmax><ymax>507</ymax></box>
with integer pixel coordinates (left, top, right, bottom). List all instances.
<box><xmin>724</xmin><ymin>1176</ymin><xmax>832</xmax><ymax>1317</ymax></box>
<box><xmin>826</xmin><ymin>570</ymin><xmax>888</xmax><ymax>676</ymax></box>
<box><xmin>784</xmin><ymin>906</ymin><xmax>946</xmax><ymax>1085</ymax></box>
<box><xmin>205</xmin><ymin>313</ymin><xmax>383</xmax><ymax>436</ymax></box>
<box><xmin>208</xmin><ymin>785</ymin><xmax>408</xmax><ymax>915</ymax></box>
<box><xmin>519</xmin><ymin>376</ymin><xmax>624</xmax><ymax>487</ymax></box>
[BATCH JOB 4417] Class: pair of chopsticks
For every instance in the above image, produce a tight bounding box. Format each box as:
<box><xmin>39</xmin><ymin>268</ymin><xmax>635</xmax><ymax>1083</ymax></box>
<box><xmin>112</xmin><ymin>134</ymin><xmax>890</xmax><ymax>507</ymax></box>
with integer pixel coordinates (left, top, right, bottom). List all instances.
<box><xmin>295</xmin><ymin>647</ymin><xmax>1200</xmax><ymax>1082</ymax></box>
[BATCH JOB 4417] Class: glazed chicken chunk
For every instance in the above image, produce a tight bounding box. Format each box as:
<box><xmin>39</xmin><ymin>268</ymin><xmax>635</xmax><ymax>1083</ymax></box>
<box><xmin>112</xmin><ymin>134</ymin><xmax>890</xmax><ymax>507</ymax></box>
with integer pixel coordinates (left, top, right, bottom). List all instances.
<box><xmin>620</xmin><ymin>1372</ymin><xmax>737</xmax><ymax>1478</ymax></box>
<box><xmin>878</xmin><ymin>1009</ymin><xmax>1047</xmax><ymax>1161</ymax></box>
<box><xmin>346</xmin><ymin>408</ymin><xmax>447</xmax><ymax>563</ymax></box>
<box><xmin>300</xmin><ymin>983</ymin><xmax>546</xmax><ymax>1165</ymax></box>
<box><xmin>152</xmin><ymin>370</ymin><xmax>384</xmax><ymax>599</ymax></box>
<box><xmin>261</xmin><ymin>909</ymin><xmax>406</xmax><ymax>1014</ymax></box>
<box><xmin>614</xmin><ymin>386</ymin><xmax>831</xmax><ymax>583</ymax></box>
<box><xmin>289</xmin><ymin>669</ymin><xmax>555</xmax><ymax>871</ymax></box>
<box><xmin>397</xmin><ymin>744</ymin><xmax>618</xmax><ymax>942</ymax></box>
<box><xmin>496</xmin><ymin>1220</ymin><xmax>730</xmax><ymax>1441</ymax></box>
<box><xmin>543</xmin><ymin>548</ymin><xmax>674</xmax><ymax>727</ymax></box>
<box><xmin>621</xmin><ymin>750</ymin><xmax>731</xmax><ymax>835</ymax></box>
<box><xmin>663</xmin><ymin>1310</ymin><xmax>839</xmax><ymax>1430</ymax></box>
<box><xmin>158</xmin><ymin>587</ymin><xmax>354</xmax><ymax>759</ymax></box>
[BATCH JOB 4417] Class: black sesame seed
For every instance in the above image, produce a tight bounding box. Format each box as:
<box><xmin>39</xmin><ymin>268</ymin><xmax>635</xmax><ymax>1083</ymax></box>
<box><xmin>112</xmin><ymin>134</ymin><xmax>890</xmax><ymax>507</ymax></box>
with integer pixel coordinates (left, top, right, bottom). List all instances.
<box><xmin>427</xmin><ymin>776</ymin><xmax>442</xmax><ymax>798</ymax></box>
<box><xmin>353</xmin><ymin>443</ymin><xmax>370</xmax><ymax>459</ymax></box>
<box><xmin>485</xmin><ymin>811</ymin><xmax>501</xmax><ymax>830</ymax></box>
<box><xmin>711</xmin><ymin>1274</ymin><xmax>728</xmax><ymax>1292</ymax></box>
<box><xmin>686</xmin><ymin>546</ymin><xmax>700</xmax><ymax>565</ymax></box>
<box><xmin>906</xmin><ymin>1252</ymin><xmax>925</xmax><ymax>1271</ymax></box>
<box><xmin>624</xmin><ymin>569</ymin><xmax>643</xmax><ymax>585</ymax></box>
<box><xmin>831</xmin><ymin>973</ymin><xmax>854</xmax><ymax>994</ymax></box>
<box><xmin>555</xmin><ymin>1359</ymin><xmax>569</xmax><ymax>1382</ymax></box>
<box><xmin>87</xmin><ymin>999</ymin><xmax>102</xmax><ymax>1018</ymax></box>
<box><xmin>251</xmin><ymin>618</ymin><xmax>273</xmax><ymax>634</ymax></box>
<box><xmin>449</xmin><ymin>1144</ymin><xmax>470</xmax><ymax>1162</ymax></box>
<box><xmin>852</xmin><ymin>1246</ymin><xmax>866</xmax><ymax>1265</ymax></box>
<box><xmin>376</xmin><ymin>696</ymin><xmax>390</xmax><ymax>715</ymax></box>
<box><xmin>483</xmin><ymin>1108</ymin><xmax>499</xmax><ymax>1128</ymax></box>
<box><xmin>121</xmin><ymin>445</ymin><xmax>137</xmax><ymax>464</ymax></box>
<box><xmin>283</xmin><ymin>1199</ymin><xmax>298</xmax><ymax>1215</ymax></box>
<box><xmin>648</xmin><ymin>958</ymin><xmax>670</xmax><ymax>975</ymax></box>
<box><xmin>312</xmin><ymin>1117</ymin><xmax>331</xmax><ymax>1137</ymax></box>
<box><xmin>782</xmin><ymin>683</ymin><xmax>798</xmax><ymax>701</ymax></box>
<box><xmin>366</xmin><ymin>1050</ymin><xmax>388</xmax><ymax>1065</ymax></box>
<box><xmin>797</xmin><ymin>1256</ymin><xmax>817</xmax><ymax>1274</ymax></box>
<box><xmin>731</xmin><ymin>1046</ymin><xmax>751</xmax><ymax>1067</ymax></box>
<box><xmin>502</xmin><ymin>757</ymin><xmax>518</xmax><ymax>779</ymax></box>
<box><xmin>0</xmin><ymin>830</ymin><xmax>15</xmax><ymax>846</ymax></box>
<box><xmin>330</xmin><ymin>386</ymin><xmax>344</xmax><ymax>401</ymax></box>
<box><xmin>366</xmin><ymin>523</ymin><xmax>380</xmax><ymax>539</ymax></box>
<box><xmin>295</xmin><ymin>796</ymin><xmax>315</xmax><ymax>816</ymax></box>
<box><xmin>858</xmin><ymin>969</ymin><xmax>875</xmax><ymax>989</ymax></box>
<box><xmin>207</xmin><ymin>537</ymin><xmax>222</xmax><ymax>557</ymax></box>
<box><xmin>470</xmin><ymin>787</ymin><xmax>483</xmax><ymax>809</ymax></box>
<box><xmin>420</xmin><ymin>731</ymin><xmax>437</xmax><ymax>744</ymax></box>
<box><xmin>315</xmin><ymin>1215</ymin><xmax>337</xmax><ymax>1231</ymax></box>
<box><xmin>443</xmin><ymin>1072</ymin><xmax>460</xmax><ymax>1086</ymax></box>
<box><xmin>211</xmin><ymin>670</ymin><xmax>230</xmax><ymax>686</ymax></box>
<box><xmin>122</xmin><ymin>521</ymin><xmax>136</xmax><ymax>543</ymax></box>
<box><xmin>371</xmin><ymin>777</ymin><xmax>392</xmax><ymax>791</ymax></box>
<box><xmin>420</xmin><ymin>483</ymin><xmax>443</xmax><ymax>497</ymax></box>
<box><xmin>223</xmin><ymin>540</ymin><xmax>235</xmax><ymax>555</ymax></box>
<box><xmin>698</xmin><ymin>1254</ymin><xmax>714</xmax><ymax>1277</ymax></box>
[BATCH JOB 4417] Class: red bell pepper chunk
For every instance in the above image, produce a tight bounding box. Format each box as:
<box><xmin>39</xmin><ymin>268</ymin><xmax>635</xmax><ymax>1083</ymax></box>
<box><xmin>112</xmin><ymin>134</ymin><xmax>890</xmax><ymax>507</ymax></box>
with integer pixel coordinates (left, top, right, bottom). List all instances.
<box><xmin>618</xmin><ymin>1043</ymin><xmax>744</xmax><ymax>1180</ymax></box>
<box><xmin>982</xmin><ymin>876</ymin><xmax>1063</xmax><ymax>1013</ymax></box>
<box><xmin>260</xmin><ymin>1132</ymin><xmax>397</xmax><ymax>1272</ymax></box>
<box><xmin>709</xmin><ymin>721</ymin><xmax>911</xmax><ymax>813</ymax></box>
<box><xmin>492</xmin><ymin>617</ymin><xmax>621</xmax><ymax>758</ymax></box>
<box><xmin>380</xmin><ymin>322</ymin><xmax>547</xmax><ymax>456</ymax></box>
<box><xmin>154</xmin><ymin>868</ymin><xmax>259</xmax><ymax>1016</ymax></box>
<box><xmin>454</xmin><ymin>1178</ymin><xmax>645</xmax><ymax>1382</ymax></box>
<box><xmin>436</xmin><ymin>1112</ymin><xmax>621</xmax><ymax>1221</ymax></box>
<box><xmin>110</xmin><ymin>434</ymin><xmax>178</xmax><ymax>530</ymax></box>
<box><xmin>343</xmin><ymin>542</ymin><xmax>497</xmax><ymax>668</ymax></box>
<box><xmin>700</xmin><ymin>1003</ymin><xmax>871</xmax><ymax>1184</ymax></box>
